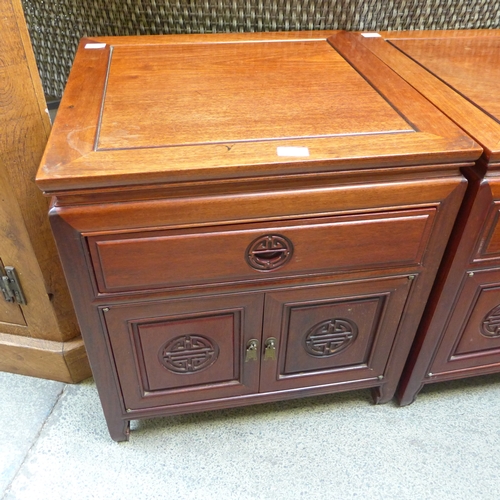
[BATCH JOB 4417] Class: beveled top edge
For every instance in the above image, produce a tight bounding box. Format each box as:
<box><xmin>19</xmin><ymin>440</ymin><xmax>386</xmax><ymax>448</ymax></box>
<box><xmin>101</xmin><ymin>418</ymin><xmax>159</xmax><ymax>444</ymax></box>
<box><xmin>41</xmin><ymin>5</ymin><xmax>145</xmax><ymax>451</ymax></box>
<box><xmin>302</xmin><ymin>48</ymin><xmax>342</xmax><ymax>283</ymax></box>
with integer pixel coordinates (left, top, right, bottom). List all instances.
<box><xmin>377</xmin><ymin>29</ymin><xmax>500</xmax><ymax>40</ymax></box>
<box><xmin>82</xmin><ymin>30</ymin><xmax>341</xmax><ymax>47</ymax></box>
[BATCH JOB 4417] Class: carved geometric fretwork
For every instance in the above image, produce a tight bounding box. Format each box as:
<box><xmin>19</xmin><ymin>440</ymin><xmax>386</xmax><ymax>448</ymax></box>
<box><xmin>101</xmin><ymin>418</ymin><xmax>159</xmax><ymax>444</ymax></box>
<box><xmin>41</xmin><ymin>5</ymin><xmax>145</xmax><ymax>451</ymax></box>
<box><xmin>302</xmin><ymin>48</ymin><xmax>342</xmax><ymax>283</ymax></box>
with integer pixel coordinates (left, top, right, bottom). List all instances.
<box><xmin>481</xmin><ymin>305</ymin><xmax>500</xmax><ymax>338</ymax></box>
<box><xmin>159</xmin><ymin>335</ymin><xmax>219</xmax><ymax>373</ymax></box>
<box><xmin>304</xmin><ymin>318</ymin><xmax>358</xmax><ymax>357</ymax></box>
<box><xmin>246</xmin><ymin>234</ymin><xmax>293</xmax><ymax>271</ymax></box>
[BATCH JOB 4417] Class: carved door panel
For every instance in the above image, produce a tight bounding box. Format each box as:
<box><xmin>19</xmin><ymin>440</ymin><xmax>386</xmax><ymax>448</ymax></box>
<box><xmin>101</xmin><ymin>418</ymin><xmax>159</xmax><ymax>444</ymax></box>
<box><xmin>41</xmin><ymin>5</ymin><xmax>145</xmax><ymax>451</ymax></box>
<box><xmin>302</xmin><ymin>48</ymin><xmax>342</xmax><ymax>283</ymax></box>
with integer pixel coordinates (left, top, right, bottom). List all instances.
<box><xmin>259</xmin><ymin>276</ymin><xmax>413</xmax><ymax>392</ymax></box>
<box><xmin>103</xmin><ymin>293</ymin><xmax>264</xmax><ymax>411</ymax></box>
<box><xmin>429</xmin><ymin>268</ymin><xmax>500</xmax><ymax>377</ymax></box>
<box><xmin>103</xmin><ymin>276</ymin><xmax>413</xmax><ymax>412</ymax></box>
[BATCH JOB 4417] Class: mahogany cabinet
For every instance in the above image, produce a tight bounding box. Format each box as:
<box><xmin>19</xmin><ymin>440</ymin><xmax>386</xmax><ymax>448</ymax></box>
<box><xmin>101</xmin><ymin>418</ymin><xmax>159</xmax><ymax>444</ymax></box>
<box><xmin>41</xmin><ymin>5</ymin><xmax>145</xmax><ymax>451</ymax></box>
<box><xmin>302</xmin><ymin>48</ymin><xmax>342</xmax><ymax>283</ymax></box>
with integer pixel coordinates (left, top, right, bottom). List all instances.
<box><xmin>352</xmin><ymin>29</ymin><xmax>500</xmax><ymax>404</ymax></box>
<box><xmin>37</xmin><ymin>31</ymin><xmax>481</xmax><ymax>440</ymax></box>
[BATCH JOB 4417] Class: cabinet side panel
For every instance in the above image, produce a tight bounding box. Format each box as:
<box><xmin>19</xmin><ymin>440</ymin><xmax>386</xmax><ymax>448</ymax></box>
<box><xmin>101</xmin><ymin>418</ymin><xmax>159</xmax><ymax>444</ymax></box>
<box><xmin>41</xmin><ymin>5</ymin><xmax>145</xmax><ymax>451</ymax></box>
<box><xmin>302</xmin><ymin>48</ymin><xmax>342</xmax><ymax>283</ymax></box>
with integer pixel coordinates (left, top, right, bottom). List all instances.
<box><xmin>49</xmin><ymin>209</ymin><xmax>128</xmax><ymax>440</ymax></box>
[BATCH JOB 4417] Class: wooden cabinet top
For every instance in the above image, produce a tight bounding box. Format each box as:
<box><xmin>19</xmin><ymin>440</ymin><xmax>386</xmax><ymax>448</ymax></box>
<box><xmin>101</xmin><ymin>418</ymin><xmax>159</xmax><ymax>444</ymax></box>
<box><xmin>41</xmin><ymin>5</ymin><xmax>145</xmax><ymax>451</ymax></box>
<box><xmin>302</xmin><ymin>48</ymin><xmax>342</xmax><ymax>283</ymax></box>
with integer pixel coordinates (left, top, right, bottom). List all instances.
<box><xmin>37</xmin><ymin>31</ymin><xmax>480</xmax><ymax>193</ymax></box>
<box><xmin>354</xmin><ymin>29</ymin><xmax>500</xmax><ymax>163</ymax></box>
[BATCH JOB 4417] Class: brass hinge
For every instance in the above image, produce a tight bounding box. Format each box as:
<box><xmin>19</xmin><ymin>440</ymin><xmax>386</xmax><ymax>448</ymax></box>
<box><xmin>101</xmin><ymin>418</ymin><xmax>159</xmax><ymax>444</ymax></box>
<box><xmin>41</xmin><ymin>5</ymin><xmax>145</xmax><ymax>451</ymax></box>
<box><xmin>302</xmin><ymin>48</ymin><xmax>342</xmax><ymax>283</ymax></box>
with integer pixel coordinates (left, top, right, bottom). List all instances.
<box><xmin>0</xmin><ymin>265</ymin><xmax>27</xmax><ymax>305</ymax></box>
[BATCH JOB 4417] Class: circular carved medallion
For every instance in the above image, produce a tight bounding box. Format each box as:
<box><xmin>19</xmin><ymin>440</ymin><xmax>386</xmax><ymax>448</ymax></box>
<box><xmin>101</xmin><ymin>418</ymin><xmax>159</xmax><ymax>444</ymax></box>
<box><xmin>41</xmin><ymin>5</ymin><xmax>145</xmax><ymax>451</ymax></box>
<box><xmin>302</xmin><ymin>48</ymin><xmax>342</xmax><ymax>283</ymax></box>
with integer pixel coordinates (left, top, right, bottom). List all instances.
<box><xmin>159</xmin><ymin>335</ymin><xmax>219</xmax><ymax>373</ymax></box>
<box><xmin>481</xmin><ymin>305</ymin><xmax>500</xmax><ymax>338</ymax></box>
<box><xmin>246</xmin><ymin>235</ymin><xmax>293</xmax><ymax>271</ymax></box>
<box><xmin>304</xmin><ymin>318</ymin><xmax>358</xmax><ymax>357</ymax></box>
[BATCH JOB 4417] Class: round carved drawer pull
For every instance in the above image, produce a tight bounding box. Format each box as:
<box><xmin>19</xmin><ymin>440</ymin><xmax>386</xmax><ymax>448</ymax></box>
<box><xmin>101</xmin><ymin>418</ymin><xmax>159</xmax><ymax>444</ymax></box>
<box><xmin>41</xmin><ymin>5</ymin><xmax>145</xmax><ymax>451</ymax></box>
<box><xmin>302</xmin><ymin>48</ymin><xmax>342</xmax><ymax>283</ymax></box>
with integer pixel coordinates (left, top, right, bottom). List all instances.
<box><xmin>246</xmin><ymin>235</ymin><xmax>293</xmax><ymax>271</ymax></box>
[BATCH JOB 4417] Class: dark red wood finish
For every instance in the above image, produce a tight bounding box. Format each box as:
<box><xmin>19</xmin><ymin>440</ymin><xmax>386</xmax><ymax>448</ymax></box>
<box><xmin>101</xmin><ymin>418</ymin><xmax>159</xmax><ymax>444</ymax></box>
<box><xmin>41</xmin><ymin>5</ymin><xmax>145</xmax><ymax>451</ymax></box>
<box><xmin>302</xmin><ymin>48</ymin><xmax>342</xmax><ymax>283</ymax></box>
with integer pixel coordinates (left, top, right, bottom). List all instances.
<box><xmin>352</xmin><ymin>29</ymin><xmax>500</xmax><ymax>404</ymax></box>
<box><xmin>38</xmin><ymin>32</ymin><xmax>480</xmax><ymax>440</ymax></box>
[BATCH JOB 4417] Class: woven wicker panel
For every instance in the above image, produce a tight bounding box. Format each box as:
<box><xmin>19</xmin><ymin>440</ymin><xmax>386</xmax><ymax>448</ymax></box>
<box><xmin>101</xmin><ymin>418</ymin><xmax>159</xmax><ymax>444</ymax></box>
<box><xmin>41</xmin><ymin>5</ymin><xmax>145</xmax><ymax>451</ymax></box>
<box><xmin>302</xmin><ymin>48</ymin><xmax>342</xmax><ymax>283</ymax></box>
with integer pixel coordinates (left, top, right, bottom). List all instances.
<box><xmin>22</xmin><ymin>0</ymin><xmax>500</xmax><ymax>98</ymax></box>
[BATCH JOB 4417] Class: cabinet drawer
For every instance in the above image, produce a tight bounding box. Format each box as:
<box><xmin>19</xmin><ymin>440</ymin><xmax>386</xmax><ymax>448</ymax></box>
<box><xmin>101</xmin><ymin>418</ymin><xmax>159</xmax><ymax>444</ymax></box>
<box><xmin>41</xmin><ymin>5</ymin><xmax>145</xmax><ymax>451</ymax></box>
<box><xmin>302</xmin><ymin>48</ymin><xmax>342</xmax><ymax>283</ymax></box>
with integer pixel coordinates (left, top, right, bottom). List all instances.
<box><xmin>88</xmin><ymin>208</ymin><xmax>435</xmax><ymax>293</ymax></box>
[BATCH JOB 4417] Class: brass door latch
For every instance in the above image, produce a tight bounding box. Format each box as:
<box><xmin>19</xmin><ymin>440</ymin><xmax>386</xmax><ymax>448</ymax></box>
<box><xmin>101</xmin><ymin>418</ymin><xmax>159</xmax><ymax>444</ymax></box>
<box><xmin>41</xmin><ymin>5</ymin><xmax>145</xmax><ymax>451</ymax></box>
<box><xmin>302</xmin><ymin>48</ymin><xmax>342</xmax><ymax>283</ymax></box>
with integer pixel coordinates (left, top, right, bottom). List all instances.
<box><xmin>0</xmin><ymin>265</ymin><xmax>26</xmax><ymax>305</ymax></box>
<box><xmin>245</xmin><ymin>337</ymin><xmax>278</xmax><ymax>362</ymax></box>
<box><xmin>245</xmin><ymin>339</ymin><xmax>259</xmax><ymax>362</ymax></box>
<box><xmin>264</xmin><ymin>337</ymin><xmax>277</xmax><ymax>361</ymax></box>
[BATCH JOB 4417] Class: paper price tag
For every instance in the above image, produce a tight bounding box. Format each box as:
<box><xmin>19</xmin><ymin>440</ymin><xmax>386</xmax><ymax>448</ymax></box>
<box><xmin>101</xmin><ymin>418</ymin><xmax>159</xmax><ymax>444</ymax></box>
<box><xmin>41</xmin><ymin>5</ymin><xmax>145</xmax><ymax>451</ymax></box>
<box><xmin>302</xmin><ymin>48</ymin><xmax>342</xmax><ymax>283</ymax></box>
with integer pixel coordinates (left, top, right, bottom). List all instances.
<box><xmin>277</xmin><ymin>147</ymin><xmax>310</xmax><ymax>157</ymax></box>
<box><xmin>361</xmin><ymin>33</ymin><xmax>382</xmax><ymax>38</ymax></box>
<box><xmin>85</xmin><ymin>43</ymin><xmax>107</xmax><ymax>49</ymax></box>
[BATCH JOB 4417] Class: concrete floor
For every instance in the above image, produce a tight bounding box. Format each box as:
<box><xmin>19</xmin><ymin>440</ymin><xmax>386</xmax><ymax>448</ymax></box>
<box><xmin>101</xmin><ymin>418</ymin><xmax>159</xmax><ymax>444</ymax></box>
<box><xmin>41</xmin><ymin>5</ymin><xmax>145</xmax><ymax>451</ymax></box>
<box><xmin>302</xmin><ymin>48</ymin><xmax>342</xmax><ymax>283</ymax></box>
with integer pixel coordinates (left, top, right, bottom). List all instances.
<box><xmin>1</xmin><ymin>371</ymin><xmax>500</xmax><ymax>499</ymax></box>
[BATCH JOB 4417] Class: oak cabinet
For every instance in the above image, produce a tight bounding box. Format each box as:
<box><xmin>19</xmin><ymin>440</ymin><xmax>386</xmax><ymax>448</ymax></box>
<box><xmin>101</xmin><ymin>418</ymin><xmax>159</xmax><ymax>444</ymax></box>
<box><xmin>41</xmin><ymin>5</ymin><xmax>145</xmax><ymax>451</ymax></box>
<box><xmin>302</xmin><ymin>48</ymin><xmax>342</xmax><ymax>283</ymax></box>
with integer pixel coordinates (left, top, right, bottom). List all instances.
<box><xmin>0</xmin><ymin>0</ymin><xmax>90</xmax><ymax>382</ymax></box>
<box><xmin>37</xmin><ymin>31</ymin><xmax>480</xmax><ymax>440</ymax></box>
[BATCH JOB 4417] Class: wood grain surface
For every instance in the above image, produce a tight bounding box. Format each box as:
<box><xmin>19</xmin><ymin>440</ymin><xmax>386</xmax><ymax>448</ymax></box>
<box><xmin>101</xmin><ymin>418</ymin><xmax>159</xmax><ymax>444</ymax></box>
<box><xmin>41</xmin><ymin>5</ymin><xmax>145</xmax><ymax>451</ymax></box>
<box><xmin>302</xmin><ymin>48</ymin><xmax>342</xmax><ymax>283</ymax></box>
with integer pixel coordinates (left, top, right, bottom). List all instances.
<box><xmin>358</xmin><ymin>29</ymin><xmax>500</xmax><ymax>161</ymax></box>
<box><xmin>390</xmin><ymin>37</ymin><xmax>500</xmax><ymax>123</ymax></box>
<box><xmin>37</xmin><ymin>31</ymin><xmax>481</xmax><ymax>193</ymax></box>
<box><xmin>99</xmin><ymin>40</ymin><xmax>412</xmax><ymax>149</ymax></box>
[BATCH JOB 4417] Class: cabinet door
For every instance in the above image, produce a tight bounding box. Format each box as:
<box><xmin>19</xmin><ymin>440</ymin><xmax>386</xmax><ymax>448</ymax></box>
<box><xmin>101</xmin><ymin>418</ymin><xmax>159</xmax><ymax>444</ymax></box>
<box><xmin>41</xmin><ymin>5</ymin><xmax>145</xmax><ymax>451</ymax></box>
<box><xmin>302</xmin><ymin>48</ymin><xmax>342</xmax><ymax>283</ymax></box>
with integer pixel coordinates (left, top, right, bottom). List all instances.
<box><xmin>428</xmin><ymin>268</ymin><xmax>500</xmax><ymax>378</ymax></box>
<box><xmin>102</xmin><ymin>293</ymin><xmax>264</xmax><ymax>410</ymax></box>
<box><xmin>260</xmin><ymin>276</ymin><xmax>412</xmax><ymax>392</ymax></box>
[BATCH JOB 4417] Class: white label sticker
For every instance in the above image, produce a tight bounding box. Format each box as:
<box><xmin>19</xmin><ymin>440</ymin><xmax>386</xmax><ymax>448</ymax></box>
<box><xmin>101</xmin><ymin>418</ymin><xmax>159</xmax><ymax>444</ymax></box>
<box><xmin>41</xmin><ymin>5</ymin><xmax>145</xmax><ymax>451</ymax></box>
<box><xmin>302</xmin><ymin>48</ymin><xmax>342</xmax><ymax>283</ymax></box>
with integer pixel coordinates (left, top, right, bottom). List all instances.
<box><xmin>85</xmin><ymin>43</ymin><xmax>107</xmax><ymax>49</ymax></box>
<box><xmin>361</xmin><ymin>33</ymin><xmax>382</xmax><ymax>38</ymax></box>
<box><xmin>277</xmin><ymin>146</ymin><xmax>310</xmax><ymax>157</ymax></box>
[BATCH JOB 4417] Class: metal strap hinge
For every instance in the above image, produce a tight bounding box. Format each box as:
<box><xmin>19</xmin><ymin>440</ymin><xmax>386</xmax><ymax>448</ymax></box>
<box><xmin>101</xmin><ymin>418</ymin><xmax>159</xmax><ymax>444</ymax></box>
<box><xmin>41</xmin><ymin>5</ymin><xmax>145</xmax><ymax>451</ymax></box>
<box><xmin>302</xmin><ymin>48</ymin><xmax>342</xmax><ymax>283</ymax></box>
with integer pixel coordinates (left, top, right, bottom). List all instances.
<box><xmin>0</xmin><ymin>266</ymin><xmax>27</xmax><ymax>305</ymax></box>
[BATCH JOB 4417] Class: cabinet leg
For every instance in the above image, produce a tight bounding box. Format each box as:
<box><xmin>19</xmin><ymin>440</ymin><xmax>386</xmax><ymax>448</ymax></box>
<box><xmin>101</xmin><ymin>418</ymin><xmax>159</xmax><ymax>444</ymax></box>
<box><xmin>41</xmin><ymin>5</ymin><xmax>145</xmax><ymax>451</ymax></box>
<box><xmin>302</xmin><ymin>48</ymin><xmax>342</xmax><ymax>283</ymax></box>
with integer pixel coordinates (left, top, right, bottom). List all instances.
<box><xmin>371</xmin><ymin>384</ymin><xmax>394</xmax><ymax>404</ymax></box>
<box><xmin>396</xmin><ymin>381</ymin><xmax>425</xmax><ymax>407</ymax></box>
<box><xmin>107</xmin><ymin>419</ymin><xmax>130</xmax><ymax>442</ymax></box>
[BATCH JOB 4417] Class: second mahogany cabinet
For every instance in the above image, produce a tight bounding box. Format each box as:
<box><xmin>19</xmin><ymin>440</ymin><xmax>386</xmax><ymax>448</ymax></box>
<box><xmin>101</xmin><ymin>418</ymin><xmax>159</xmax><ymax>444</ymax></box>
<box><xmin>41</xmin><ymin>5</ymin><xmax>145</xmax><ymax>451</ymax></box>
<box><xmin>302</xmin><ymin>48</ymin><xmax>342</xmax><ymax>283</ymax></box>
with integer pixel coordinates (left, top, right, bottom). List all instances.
<box><xmin>37</xmin><ymin>31</ymin><xmax>481</xmax><ymax>440</ymax></box>
<box><xmin>354</xmin><ymin>29</ymin><xmax>500</xmax><ymax>404</ymax></box>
